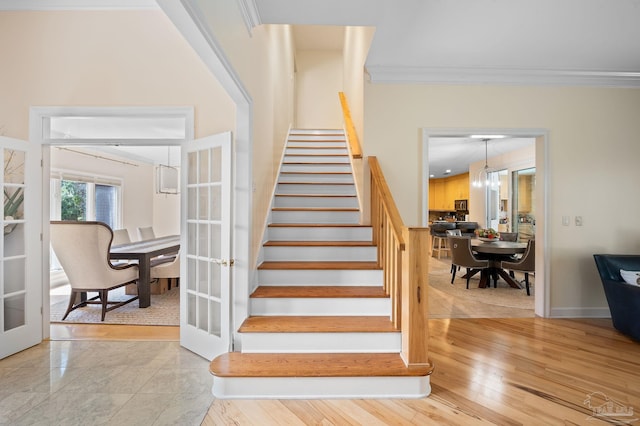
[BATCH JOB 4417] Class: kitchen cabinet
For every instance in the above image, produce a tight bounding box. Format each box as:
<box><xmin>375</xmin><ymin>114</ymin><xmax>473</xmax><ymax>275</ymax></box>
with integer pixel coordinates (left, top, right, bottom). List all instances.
<box><xmin>429</xmin><ymin>173</ymin><xmax>469</xmax><ymax>211</ymax></box>
<box><xmin>518</xmin><ymin>174</ymin><xmax>534</xmax><ymax>213</ymax></box>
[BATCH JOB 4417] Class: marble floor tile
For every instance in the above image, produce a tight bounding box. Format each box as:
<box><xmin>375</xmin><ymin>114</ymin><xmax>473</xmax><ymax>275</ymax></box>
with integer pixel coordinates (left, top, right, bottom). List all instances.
<box><xmin>0</xmin><ymin>341</ymin><xmax>212</xmax><ymax>426</ymax></box>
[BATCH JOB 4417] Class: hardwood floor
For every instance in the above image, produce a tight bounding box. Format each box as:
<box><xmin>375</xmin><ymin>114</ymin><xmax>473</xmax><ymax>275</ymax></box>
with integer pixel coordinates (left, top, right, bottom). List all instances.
<box><xmin>203</xmin><ymin>318</ymin><xmax>640</xmax><ymax>425</ymax></box>
<box><xmin>49</xmin><ymin>323</ymin><xmax>179</xmax><ymax>341</ymax></box>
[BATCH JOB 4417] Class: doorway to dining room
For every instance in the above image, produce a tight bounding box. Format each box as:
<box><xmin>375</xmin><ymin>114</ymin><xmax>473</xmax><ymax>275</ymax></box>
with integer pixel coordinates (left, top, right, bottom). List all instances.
<box><xmin>35</xmin><ymin>107</ymin><xmax>189</xmax><ymax>330</ymax></box>
<box><xmin>422</xmin><ymin>128</ymin><xmax>547</xmax><ymax>318</ymax></box>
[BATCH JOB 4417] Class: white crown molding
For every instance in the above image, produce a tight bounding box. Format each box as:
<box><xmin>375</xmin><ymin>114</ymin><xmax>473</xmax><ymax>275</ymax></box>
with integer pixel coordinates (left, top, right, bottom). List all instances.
<box><xmin>0</xmin><ymin>0</ymin><xmax>158</xmax><ymax>10</ymax></box>
<box><xmin>366</xmin><ymin>66</ymin><xmax>640</xmax><ymax>88</ymax></box>
<box><xmin>236</xmin><ymin>0</ymin><xmax>261</xmax><ymax>35</ymax></box>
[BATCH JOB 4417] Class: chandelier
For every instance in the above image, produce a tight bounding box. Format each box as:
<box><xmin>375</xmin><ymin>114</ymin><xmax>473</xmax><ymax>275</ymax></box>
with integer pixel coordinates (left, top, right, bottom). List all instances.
<box><xmin>472</xmin><ymin>138</ymin><xmax>497</xmax><ymax>188</ymax></box>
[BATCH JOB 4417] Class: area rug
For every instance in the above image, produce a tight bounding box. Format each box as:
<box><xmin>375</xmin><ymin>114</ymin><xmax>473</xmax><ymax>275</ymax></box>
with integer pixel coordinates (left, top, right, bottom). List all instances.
<box><xmin>428</xmin><ymin>256</ymin><xmax>534</xmax><ymax>317</ymax></box>
<box><xmin>50</xmin><ymin>286</ymin><xmax>179</xmax><ymax>326</ymax></box>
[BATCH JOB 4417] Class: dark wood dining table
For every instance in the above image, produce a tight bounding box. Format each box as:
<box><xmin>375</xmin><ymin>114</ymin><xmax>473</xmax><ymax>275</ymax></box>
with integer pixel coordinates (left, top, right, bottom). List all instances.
<box><xmin>470</xmin><ymin>239</ymin><xmax>527</xmax><ymax>289</ymax></box>
<box><xmin>110</xmin><ymin>235</ymin><xmax>180</xmax><ymax>308</ymax></box>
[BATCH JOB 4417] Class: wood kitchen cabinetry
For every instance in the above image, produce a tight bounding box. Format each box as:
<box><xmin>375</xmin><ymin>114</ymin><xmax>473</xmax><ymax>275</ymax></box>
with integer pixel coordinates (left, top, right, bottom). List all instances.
<box><xmin>429</xmin><ymin>173</ymin><xmax>469</xmax><ymax>211</ymax></box>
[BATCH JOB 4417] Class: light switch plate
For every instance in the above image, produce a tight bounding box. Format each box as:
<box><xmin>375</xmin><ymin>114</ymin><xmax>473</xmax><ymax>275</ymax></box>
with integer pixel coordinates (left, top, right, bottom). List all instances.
<box><xmin>562</xmin><ymin>216</ymin><xmax>570</xmax><ymax>226</ymax></box>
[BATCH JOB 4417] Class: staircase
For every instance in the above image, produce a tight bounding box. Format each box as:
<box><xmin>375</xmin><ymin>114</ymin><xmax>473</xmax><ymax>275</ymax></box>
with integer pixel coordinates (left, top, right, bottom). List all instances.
<box><xmin>210</xmin><ymin>129</ymin><xmax>433</xmax><ymax>399</ymax></box>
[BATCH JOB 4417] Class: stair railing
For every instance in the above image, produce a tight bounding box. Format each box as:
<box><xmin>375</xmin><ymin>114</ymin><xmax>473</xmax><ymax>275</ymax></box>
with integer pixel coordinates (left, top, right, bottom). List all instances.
<box><xmin>369</xmin><ymin>156</ymin><xmax>431</xmax><ymax>367</ymax></box>
<box><xmin>338</xmin><ymin>92</ymin><xmax>363</xmax><ymax>159</ymax></box>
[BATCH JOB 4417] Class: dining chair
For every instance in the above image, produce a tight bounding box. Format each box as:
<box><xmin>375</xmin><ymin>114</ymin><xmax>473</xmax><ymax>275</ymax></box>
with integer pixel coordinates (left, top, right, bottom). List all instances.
<box><xmin>499</xmin><ymin>232</ymin><xmax>518</xmax><ymax>242</ymax></box>
<box><xmin>448</xmin><ymin>235</ymin><xmax>489</xmax><ymax>289</ymax></box>
<box><xmin>112</xmin><ymin>228</ymin><xmax>132</xmax><ymax>246</ymax></box>
<box><xmin>446</xmin><ymin>229</ymin><xmax>462</xmax><ymax>274</ymax></box>
<box><xmin>151</xmin><ymin>253</ymin><xmax>180</xmax><ymax>290</ymax></box>
<box><xmin>137</xmin><ymin>226</ymin><xmax>156</xmax><ymax>241</ymax></box>
<box><xmin>501</xmin><ymin>239</ymin><xmax>535</xmax><ymax>295</ymax></box>
<box><xmin>50</xmin><ymin>221</ymin><xmax>140</xmax><ymax>321</ymax></box>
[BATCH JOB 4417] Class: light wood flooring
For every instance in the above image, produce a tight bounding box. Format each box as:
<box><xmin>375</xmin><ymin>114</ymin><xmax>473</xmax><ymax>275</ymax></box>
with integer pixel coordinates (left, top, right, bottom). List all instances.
<box><xmin>203</xmin><ymin>318</ymin><xmax>640</xmax><ymax>425</ymax></box>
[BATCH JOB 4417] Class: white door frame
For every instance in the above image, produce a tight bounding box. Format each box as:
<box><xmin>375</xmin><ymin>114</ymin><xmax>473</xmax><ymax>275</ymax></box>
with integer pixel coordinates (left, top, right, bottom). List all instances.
<box><xmin>29</xmin><ymin>106</ymin><xmax>202</xmax><ymax>338</ymax></box>
<box><xmin>422</xmin><ymin>128</ymin><xmax>549</xmax><ymax>318</ymax></box>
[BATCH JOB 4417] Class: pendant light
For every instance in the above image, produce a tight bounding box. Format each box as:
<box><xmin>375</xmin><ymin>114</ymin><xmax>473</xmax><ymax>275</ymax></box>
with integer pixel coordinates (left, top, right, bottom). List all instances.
<box><xmin>472</xmin><ymin>139</ymin><xmax>489</xmax><ymax>188</ymax></box>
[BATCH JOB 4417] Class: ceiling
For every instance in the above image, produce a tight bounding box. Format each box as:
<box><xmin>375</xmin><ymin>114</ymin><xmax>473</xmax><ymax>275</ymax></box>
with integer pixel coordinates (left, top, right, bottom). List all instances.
<box><xmin>255</xmin><ymin>0</ymin><xmax>640</xmax><ymax>86</ymax></box>
<box><xmin>428</xmin><ymin>137</ymin><xmax>534</xmax><ymax>179</ymax></box>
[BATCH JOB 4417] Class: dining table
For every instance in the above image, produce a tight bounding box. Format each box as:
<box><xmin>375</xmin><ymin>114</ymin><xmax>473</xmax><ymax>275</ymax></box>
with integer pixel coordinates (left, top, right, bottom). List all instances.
<box><xmin>470</xmin><ymin>239</ymin><xmax>527</xmax><ymax>289</ymax></box>
<box><xmin>109</xmin><ymin>235</ymin><xmax>180</xmax><ymax>308</ymax></box>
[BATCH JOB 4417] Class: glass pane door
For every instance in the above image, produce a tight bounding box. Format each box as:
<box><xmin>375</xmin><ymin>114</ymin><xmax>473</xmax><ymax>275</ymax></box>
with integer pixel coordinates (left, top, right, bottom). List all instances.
<box><xmin>512</xmin><ymin>167</ymin><xmax>536</xmax><ymax>242</ymax></box>
<box><xmin>180</xmin><ymin>132</ymin><xmax>231</xmax><ymax>361</ymax></box>
<box><xmin>1</xmin><ymin>137</ymin><xmax>42</xmax><ymax>359</ymax></box>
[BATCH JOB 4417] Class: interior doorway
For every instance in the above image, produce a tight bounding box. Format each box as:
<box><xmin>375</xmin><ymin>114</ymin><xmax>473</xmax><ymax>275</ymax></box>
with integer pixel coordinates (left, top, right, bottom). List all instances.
<box><xmin>31</xmin><ymin>106</ymin><xmax>192</xmax><ymax>336</ymax></box>
<box><xmin>422</xmin><ymin>128</ymin><xmax>548</xmax><ymax>318</ymax></box>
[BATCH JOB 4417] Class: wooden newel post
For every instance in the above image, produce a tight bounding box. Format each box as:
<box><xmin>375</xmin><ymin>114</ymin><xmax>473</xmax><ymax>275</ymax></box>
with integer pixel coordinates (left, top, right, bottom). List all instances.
<box><xmin>401</xmin><ymin>227</ymin><xmax>431</xmax><ymax>366</ymax></box>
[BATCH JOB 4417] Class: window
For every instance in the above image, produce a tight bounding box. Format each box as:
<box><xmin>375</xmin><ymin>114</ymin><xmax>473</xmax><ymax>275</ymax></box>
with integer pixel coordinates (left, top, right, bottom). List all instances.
<box><xmin>50</xmin><ymin>171</ymin><xmax>122</xmax><ymax>228</ymax></box>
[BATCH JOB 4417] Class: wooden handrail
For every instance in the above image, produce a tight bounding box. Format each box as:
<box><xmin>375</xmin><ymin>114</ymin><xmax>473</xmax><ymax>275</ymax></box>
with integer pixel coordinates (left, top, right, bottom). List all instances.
<box><xmin>338</xmin><ymin>92</ymin><xmax>363</xmax><ymax>159</ymax></box>
<box><xmin>369</xmin><ymin>156</ymin><xmax>431</xmax><ymax>367</ymax></box>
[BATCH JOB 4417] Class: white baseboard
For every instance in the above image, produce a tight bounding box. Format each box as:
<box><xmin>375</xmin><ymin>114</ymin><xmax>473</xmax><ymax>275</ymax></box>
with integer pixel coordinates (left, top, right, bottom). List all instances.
<box><xmin>549</xmin><ymin>307</ymin><xmax>611</xmax><ymax>318</ymax></box>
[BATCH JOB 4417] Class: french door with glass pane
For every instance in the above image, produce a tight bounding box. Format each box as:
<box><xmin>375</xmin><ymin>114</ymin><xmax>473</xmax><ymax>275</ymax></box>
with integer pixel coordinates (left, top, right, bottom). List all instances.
<box><xmin>180</xmin><ymin>132</ymin><xmax>231</xmax><ymax>361</ymax></box>
<box><xmin>0</xmin><ymin>137</ymin><xmax>42</xmax><ymax>359</ymax></box>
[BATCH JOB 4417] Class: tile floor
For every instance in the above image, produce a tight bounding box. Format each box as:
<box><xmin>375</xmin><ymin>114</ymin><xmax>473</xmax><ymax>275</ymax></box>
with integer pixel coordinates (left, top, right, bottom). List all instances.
<box><xmin>0</xmin><ymin>340</ymin><xmax>214</xmax><ymax>425</ymax></box>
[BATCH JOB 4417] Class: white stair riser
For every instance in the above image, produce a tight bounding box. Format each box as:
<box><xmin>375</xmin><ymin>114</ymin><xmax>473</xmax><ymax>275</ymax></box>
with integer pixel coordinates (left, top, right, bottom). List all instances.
<box><xmin>285</xmin><ymin>148</ymin><xmax>348</xmax><ymax>156</ymax></box>
<box><xmin>250</xmin><ymin>298</ymin><xmax>390</xmax><ymax>316</ymax></box>
<box><xmin>212</xmin><ymin>376</ymin><xmax>431</xmax><ymax>399</ymax></box>
<box><xmin>263</xmin><ymin>246</ymin><xmax>377</xmax><ymax>262</ymax></box>
<box><xmin>289</xmin><ymin>131</ymin><xmax>345</xmax><ymax>138</ymax></box>
<box><xmin>271</xmin><ymin>210</ymin><xmax>359</xmax><ymax>224</ymax></box>
<box><xmin>281</xmin><ymin>164</ymin><xmax>352</xmax><ymax>173</ymax></box>
<box><xmin>276</xmin><ymin>183</ymin><xmax>356</xmax><ymax>195</ymax></box>
<box><xmin>284</xmin><ymin>155</ymin><xmax>350</xmax><ymax>163</ymax></box>
<box><xmin>258</xmin><ymin>269</ymin><xmax>382</xmax><ymax>286</ymax></box>
<box><xmin>279</xmin><ymin>173</ymin><xmax>353</xmax><ymax>183</ymax></box>
<box><xmin>267</xmin><ymin>226</ymin><xmax>372</xmax><ymax>241</ymax></box>
<box><xmin>287</xmin><ymin>142</ymin><xmax>346</xmax><ymax>148</ymax></box>
<box><xmin>274</xmin><ymin>196</ymin><xmax>358</xmax><ymax>208</ymax></box>
<box><xmin>240</xmin><ymin>332</ymin><xmax>400</xmax><ymax>353</ymax></box>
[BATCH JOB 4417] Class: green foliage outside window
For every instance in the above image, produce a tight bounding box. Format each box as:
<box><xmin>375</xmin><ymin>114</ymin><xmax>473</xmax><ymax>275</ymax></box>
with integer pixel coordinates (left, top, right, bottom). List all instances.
<box><xmin>61</xmin><ymin>181</ymin><xmax>87</xmax><ymax>221</ymax></box>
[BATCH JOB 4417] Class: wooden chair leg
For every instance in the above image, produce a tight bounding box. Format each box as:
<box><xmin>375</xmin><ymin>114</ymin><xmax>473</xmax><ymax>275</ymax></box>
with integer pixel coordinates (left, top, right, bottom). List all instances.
<box><xmin>100</xmin><ymin>289</ymin><xmax>109</xmax><ymax>321</ymax></box>
<box><xmin>62</xmin><ymin>290</ymin><xmax>78</xmax><ymax>320</ymax></box>
<box><xmin>525</xmin><ymin>273</ymin><xmax>530</xmax><ymax>296</ymax></box>
<box><xmin>465</xmin><ymin>268</ymin><xmax>471</xmax><ymax>289</ymax></box>
<box><xmin>451</xmin><ymin>265</ymin><xmax>457</xmax><ymax>284</ymax></box>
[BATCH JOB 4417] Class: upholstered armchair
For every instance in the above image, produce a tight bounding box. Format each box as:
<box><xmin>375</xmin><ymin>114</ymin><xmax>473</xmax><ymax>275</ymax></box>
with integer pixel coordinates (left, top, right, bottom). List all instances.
<box><xmin>50</xmin><ymin>221</ymin><xmax>140</xmax><ymax>321</ymax></box>
<box><xmin>593</xmin><ymin>254</ymin><xmax>640</xmax><ymax>341</ymax></box>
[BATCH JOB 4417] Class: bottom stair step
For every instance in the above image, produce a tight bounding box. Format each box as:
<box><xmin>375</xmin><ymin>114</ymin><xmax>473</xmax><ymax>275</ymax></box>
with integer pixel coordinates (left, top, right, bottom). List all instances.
<box><xmin>210</xmin><ymin>353</ymin><xmax>433</xmax><ymax>399</ymax></box>
<box><xmin>239</xmin><ymin>316</ymin><xmax>401</xmax><ymax>353</ymax></box>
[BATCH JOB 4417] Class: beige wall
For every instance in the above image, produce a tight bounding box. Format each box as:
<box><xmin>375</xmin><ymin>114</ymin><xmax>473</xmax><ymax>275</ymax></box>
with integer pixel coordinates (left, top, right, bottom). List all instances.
<box><xmin>295</xmin><ymin>50</ymin><xmax>344</xmax><ymax>129</ymax></box>
<box><xmin>364</xmin><ymin>83</ymin><xmax>640</xmax><ymax>314</ymax></box>
<box><xmin>343</xmin><ymin>27</ymin><xmax>375</xmax><ymax>142</ymax></box>
<box><xmin>342</xmin><ymin>27</ymin><xmax>375</xmax><ymax>222</ymax></box>
<box><xmin>0</xmin><ymin>10</ymin><xmax>235</xmax><ymax>240</ymax></box>
<box><xmin>191</xmin><ymin>0</ymin><xmax>296</xmax><ymax>266</ymax></box>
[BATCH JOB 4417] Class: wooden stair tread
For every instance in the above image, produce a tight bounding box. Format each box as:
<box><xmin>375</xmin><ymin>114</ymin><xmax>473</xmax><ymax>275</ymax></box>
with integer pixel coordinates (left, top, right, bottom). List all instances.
<box><xmin>250</xmin><ymin>286</ymin><xmax>387</xmax><ymax>299</ymax></box>
<box><xmin>268</xmin><ymin>223</ymin><xmax>370</xmax><ymax>228</ymax></box>
<box><xmin>272</xmin><ymin>207</ymin><xmax>359</xmax><ymax>212</ymax></box>
<box><xmin>285</xmin><ymin>153</ymin><xmax>348</xmax><ymax>157</ymax></box>
<box><xmin>282</xmin><ymin>162</ymin><xmax>349</xmax><ymax>165</ymax></box>
<box><xmin>258</xmin><ymin>261</ymin><xmax>381</xmax><ymax>270</ymax></box>
<box><xmin>239</xmin><ymin>315</ymin><xmax>397</xmax><ymax>333</ymax></box>
<box><xmin>277</xmin><ymin>182</ymin><xmax>354</xmax><ymax>185</ymax></box>
<box><xmin>210</xmin><ymin>353</ymin><xmax>433</xmax><ymax>378</ymax></box>
<box><xmin>280</xmin><ymin>171</ymin><xmax>351</xmax><ymax>175</ymax></box>
<box><xmin>286</xmin><ymin>146</ymin><xmax>347</xmax><ymax>149</ymax></box>
<box><xmin>274</xmin><ymin>193</ymin><xmax>357</xmax><ymax>198</ymax></box>
<box><xmin>263</xmin><ymin>240</ymin><xmax>372</xmax><ymax>247</ymax></box>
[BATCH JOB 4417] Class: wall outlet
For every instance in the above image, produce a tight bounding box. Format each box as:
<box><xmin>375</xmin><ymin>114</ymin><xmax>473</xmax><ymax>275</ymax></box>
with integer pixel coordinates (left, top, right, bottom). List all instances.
<box><xmin>575</xmin><ymin>216</ymin><xmax>583</xmax><ymax>226</ymax></box>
